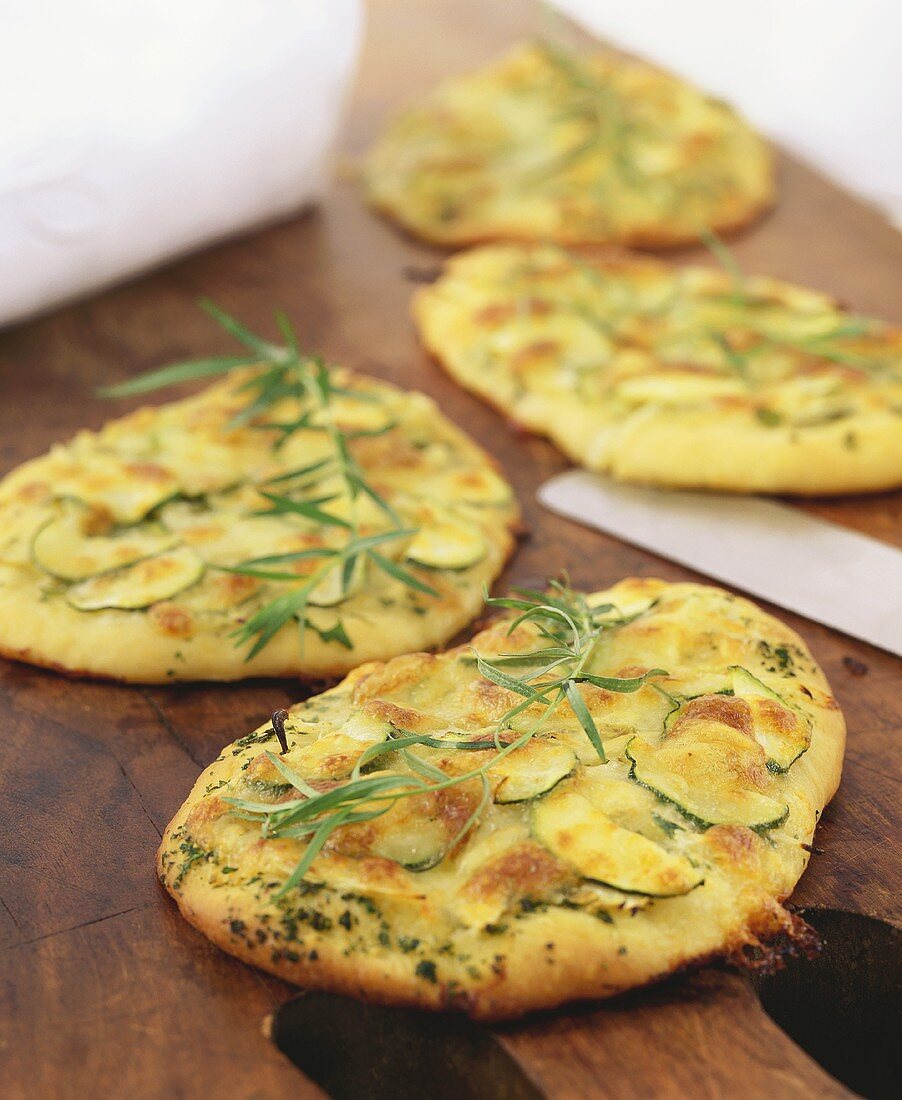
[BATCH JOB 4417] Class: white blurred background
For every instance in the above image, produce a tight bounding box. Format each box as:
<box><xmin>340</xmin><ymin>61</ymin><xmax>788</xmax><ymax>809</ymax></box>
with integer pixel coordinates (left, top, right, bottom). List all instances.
<box><xmin>554</xmin><ymin>0</ymin><xmax>902</xmax><ymax>225</ymax></box>
<box><xmin>1</xmin><ymin>0</ymin><xmax>898</xmax><ymax>328</ymax></box>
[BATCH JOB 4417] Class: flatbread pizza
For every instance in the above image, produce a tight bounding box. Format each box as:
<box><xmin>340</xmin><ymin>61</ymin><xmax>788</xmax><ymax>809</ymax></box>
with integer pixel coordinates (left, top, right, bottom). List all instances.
<box><xmin>159</xmin><ymin>577</ymin><xmax>844</xmax><ymax>1019</ymax></box>
<box><xmin>364</xmin><ymin>40</ymin><xmax>773</xmax><ymax>248</ymax></box>
<box><xmin>0</xmin><ymin>312</ymin><xmax>518</xmax><ymax>681</ymax></box>
<box><xmin>414</xmin><ymin>244</ymin><xmax>902</xmax><ymax>495</ymax></box>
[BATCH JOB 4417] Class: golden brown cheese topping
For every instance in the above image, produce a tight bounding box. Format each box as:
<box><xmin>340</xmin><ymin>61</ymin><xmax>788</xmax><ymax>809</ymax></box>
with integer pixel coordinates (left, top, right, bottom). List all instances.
<box><xmin>0</xmin><ymin>364</ymin><xmax>518</xmax><ymax>682</ymax></box>
<box><xmin>415</xmin><ymin>244</ymin><xmax>902</xmax><ymax>494</ymax></box>
<box><xmin>159</xmin><ymin>578</ymin><xmax>845</xmax><ymax>1018</ymax></box>
<box><xmin>364</xmin><ymin>41</ymin><xmax>773</xmax><ymax>247</ymax></box>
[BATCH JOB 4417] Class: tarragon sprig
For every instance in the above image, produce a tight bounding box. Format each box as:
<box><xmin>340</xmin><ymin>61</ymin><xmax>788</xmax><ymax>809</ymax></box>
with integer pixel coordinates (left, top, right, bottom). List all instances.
<box><xmin>226</xmin><ymin>580</ymin><xmax>666</xmax><ymax>895</ymax></box>
<box><xmin>525</xmin><ymin>40</ymin><xmax>640</xmax><ymax>189</ymax></box>
<box><xmin>99</xmin><ymin>301</ymin><xmax>438</xmax><ymax>659</ymax></box>
<box><xmin>697</xmin><ymin>233</ymin><xmax>891</xmax><ymax>381</ymax></box>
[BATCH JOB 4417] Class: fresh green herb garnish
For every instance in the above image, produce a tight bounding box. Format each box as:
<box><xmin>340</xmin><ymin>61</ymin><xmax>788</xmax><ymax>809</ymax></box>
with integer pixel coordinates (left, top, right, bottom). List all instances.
<box><xmin>99</xmin><ymin>302</ymin><xmax>438</xmax><ymax>659</ymax></box>
<box><xmin>526</xmin><ymin>40</ymin><xmax>639</xmax><ymax>189</ymax></box>
<box><xmin>697</xmin><ymin>235</ymin><xmax>891</xmax><ymax>380</ymax></box>
<box><xmin>699</xmin><ymin>228</ymin><xmax>747</xmax><ymax>305</ymax></box>
<box><xmin>225</xmin><ymin>580</ymin><xmax>665</xmax><ymax>896</ymax></box>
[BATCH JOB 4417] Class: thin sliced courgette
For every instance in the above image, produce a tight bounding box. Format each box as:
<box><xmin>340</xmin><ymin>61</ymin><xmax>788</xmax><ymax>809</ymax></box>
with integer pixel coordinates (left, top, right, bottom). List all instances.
<box><xmin>614</xmin><ymin>372</ymin><xmax>742</xmax><ymax>405</ymax></box>
<box><xmin>66</xmin><ymin>547</ymin><xmax>204</xmax><ymax>610</ymax></box>
<box><xmin>532</xmin><ymin>787</ymin><xmax>702</xmax><ymax>896</ymax></box>
<box><xmin>490</xmin><ymin>739</ymin><xmax>576</xmax><ymax>803</ymax></box>
<box><xmin>32</xmin><ymin>506</ymin><xmax>178</xmax><ymax>581</ymax></box>
<box><xmin>282</xmin><ymin>716</ymin><xmax>391</xmax><ymax>780</ymax></box>
<box><xmin>56</xmin><ymin>453</ymin><xmax>179</xmax><ymax>523</ymax></box>
<box><xmin>626</xmin><ymin>734</ymin><xmax>788</xmax><ymax>831</ymax></box>
<box><xmin>437</xmin><ymin>467</ymin><xmax>513</xmax><ymax>506</ymax></box>
<box><xmin>159</xmin><ymin>501</ymin><xmax>320</xmax><ymax>567</ymax></box>
<box><xmin>730</xmin><ymin>666</ymin><xmax>811</xmax><ymax>771</ymax></box>
<box><xmin>405</xmin><ymin>523</ymin><xmax>487</xmax><ymax>570</ymax></box>
<box><xmin>579</xmin><ymin>768</ymin><xmax>669</xmax><ymax>838</ymax></box>
<box><xmin>369</xmin><ymin>812</ymin><xmax>455</xmax><ymax>872</ymax></box>
<box><xmin>363</xmin><ymin>771</ymin><xmax>479</xmax><ymax>871</ymax></box>
<box><xmin>307</xmin><ymin>559</ymin><xmax>366</xmax><ymax>607</ymax></box>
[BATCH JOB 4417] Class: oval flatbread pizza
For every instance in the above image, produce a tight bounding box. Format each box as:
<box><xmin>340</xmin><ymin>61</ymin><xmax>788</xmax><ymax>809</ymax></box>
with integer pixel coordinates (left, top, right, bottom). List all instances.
<box><xmin>158</xmin><ymin>578</ymin><xmax>844</xmax><ymax>1019</ymax></box>
<box><xmin>0</xmin><ymin>347</ymin><xmax>518</xmax><ymax>682</ymax></box>
<box><xmin>414</xmin><ymin>244</ymin><xmax>902</xmax><ymax>495</ymax></box>
<box><xmin>364</xmin><ymin>41</ymin><xmax>773</xmax><ymax>248</ymax></box>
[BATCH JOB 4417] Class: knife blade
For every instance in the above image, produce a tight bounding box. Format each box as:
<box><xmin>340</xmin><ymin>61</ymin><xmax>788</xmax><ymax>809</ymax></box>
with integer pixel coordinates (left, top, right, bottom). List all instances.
<box><xmin>538</xmin><ymin>470</ymin><xmax>902</xmax><ymax>657</ymax></box>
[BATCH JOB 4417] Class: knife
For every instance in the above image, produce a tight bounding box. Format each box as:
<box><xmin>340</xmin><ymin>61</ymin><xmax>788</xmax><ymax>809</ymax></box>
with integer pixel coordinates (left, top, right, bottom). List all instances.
<box><xmin>538</xmin><ymin>470</ymin><xmax>902</xmax><ymax>657</ymax></box>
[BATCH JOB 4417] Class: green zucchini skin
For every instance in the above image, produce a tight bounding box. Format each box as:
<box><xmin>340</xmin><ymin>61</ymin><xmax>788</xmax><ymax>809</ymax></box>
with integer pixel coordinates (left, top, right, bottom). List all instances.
<box><xmin>531</xmin><ymin>785</ymin><xmax>703</xmax><ymax>897</ymax></box>
<box><xmin>625</xmin><ymin>736</ymin><xmax>789</xmax><ymax>832</ymax></box>
<box><xmin>31</xmin><ymin>507</ymin><xmax>178</xmax><ymax>582</ymax></box>
<box><xmin>66</xmin><ymin>547</ymin><xmax>205</xmax><ymax>611</ymax></box>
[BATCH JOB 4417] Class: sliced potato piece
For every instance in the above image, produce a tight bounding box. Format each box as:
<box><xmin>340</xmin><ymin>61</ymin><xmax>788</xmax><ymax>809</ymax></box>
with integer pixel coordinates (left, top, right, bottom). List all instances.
<box><xmin>32</xmin><ymin>506</ymin><xmax>178</xmax><ymax>581</ymax></box>
<box><xmin>532</xmin><ymin>787</ymin><xmax>702</xmax><ymax>896</ymax></box>
<box><xmin>405</xmin><ymin>522</ymin><xmax>487</xmax><ymax>570</ymax></box>
<box><xmin>730</xmin><ymin>666</ymin><xmax>812</xmax><ymax>771</ymax></box>
<box><xmin>626</xmin><ymin>734</ymin><xmax>788</xmax><ymax>830</ymax></box>
<box><xmin>490</xmin><ymin>739</ymin><xmax>576</xmax><ymax>803</ymax></box>
<box><xmin>66</xmin><ymin>547</ymin><xmax>204</xmax><ymax>611</ymax></box>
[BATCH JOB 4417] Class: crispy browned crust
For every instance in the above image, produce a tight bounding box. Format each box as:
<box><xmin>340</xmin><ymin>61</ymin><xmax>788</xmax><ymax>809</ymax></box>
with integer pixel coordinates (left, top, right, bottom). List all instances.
<box><xmin>367</xmin><ymin>187</ymin><xmax>776</xmax><ymax>252</ymax></box>
<box><xmin>158</xmin><ymin>872</ymin><xmax>810</xmax><ymax>1020</ymax></box>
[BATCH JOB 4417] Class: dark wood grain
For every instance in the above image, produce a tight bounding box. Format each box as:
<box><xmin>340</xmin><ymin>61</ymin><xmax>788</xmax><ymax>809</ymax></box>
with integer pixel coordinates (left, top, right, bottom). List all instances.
<box><xmin>1</xmin><ymin>1</ymin><xmax>899</xmax><ymax>1096</ymax></box>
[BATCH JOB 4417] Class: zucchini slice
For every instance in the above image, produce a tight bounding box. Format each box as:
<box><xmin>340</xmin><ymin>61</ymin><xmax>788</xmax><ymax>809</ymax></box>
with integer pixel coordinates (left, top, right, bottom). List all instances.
<box><xmin>307</xmin><ymin>559</ymin><xmax>365</xmax><ymax>607</ymax></box>
<box><xmin>277</xmin><ymin>715</ymin><xmax>391</xmax><ymax>780</ymax></box>
<box><xmin>32</xmin><ymin>507</ymin><xmax>178</xmax><ymax>581</ymax></box>
<box><xmin>532</xmin><ymin>787</ymin><xmax>701</xmax><ymax>896</ymax></box>
<box><xmin>66</xmin><ymin>547</ymin><xmax>204</xmax><ymax>610</ymax></box>
<box><xmin>362</xmin><ymin>773</ymin><xmax>481</xmax><ymax>871</ymax></box>
<box><xmin>579</xmin><ymin>768</ymin><xmax>670</xmax><ymax>838</ymax></box>
<box><xmin>626</xmin><ymin>734</ymin><xmax>789</xmax><ymax>831</ymax></box>
<box><xmin>490</xmin><ymin>739</ymin><xmax>576</xmax><ymax>803</ymax></box>
<box><xmin>614</xmin><ymin>372</ymin><xmax>743</xmax><ymax>405</ymax></box>
<box><xmin>368</xmin><ymin>811</ymin><xmax>456</xmax><ymax>872</ymax></box>
<box><xmin>55</xmin><ymin>452</ymin><xmax>179</xmax><ymax>523</ymax></box>
<box><xmin>405</xmin><ymin>523</ymin><xmax>487</xmax><ymax>570</ymax></box>
<box><xmin>159</xmin><ymin>501</ymin><xmax>322</xmax><ymax>568</ymax></box>
<box><xmin>436</xmin><ymin>467</ymin><xmax>513</xmax><ymax>506</ymax></box>
<box><xmin>730</xmin><ymin>666</ymin><xmax>812</xmax><ymax>771</ymax></box>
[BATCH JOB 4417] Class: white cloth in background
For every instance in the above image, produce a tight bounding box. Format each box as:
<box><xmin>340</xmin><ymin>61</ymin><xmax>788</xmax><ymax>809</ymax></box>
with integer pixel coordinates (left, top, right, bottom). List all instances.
<box><xmin>0</xmin><ymin>0</ymin><xmax>363</xmax><ymax>327</ymax></box>
<box><xmin>553</xmin><ymin>0</ymin><xmax>902</xmax><ymax>226</ymax></box>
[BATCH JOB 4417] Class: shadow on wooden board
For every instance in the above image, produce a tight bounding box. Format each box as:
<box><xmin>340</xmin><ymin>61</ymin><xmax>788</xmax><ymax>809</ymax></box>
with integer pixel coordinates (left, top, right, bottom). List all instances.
<box><xmin>270</xmin><ymin>908</ymin><xmax>900</xmax><ymax>1100</ymax></box>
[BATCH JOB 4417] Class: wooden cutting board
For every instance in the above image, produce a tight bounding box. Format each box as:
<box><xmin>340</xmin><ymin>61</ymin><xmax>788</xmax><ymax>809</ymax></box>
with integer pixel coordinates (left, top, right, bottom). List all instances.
<box><xmin>1</xmin><ymin>1</ymin><xmax>899</xmax><ymax>1096</ymax></box>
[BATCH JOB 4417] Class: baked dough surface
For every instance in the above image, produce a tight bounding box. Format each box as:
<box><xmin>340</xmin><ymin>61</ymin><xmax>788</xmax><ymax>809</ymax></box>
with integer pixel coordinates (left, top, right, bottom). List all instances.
<box><xmin>415</xmin><ymin>245</ymin><xmax>902</xmax><ymax>495</ymax></box>
<box><xmin>364</xmin><ymin>41</ymin><xmax>773</xmax><ymax>248</ymax></box>
<box><xmin>159</xmin><ymin>579</ymin><xmax>844</xmax><ymax>1019</ymax></box>
<box><xmin>0</xmin><ymin>370</ymin><xmax>518</xmax><ymax>681</ymax></box>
